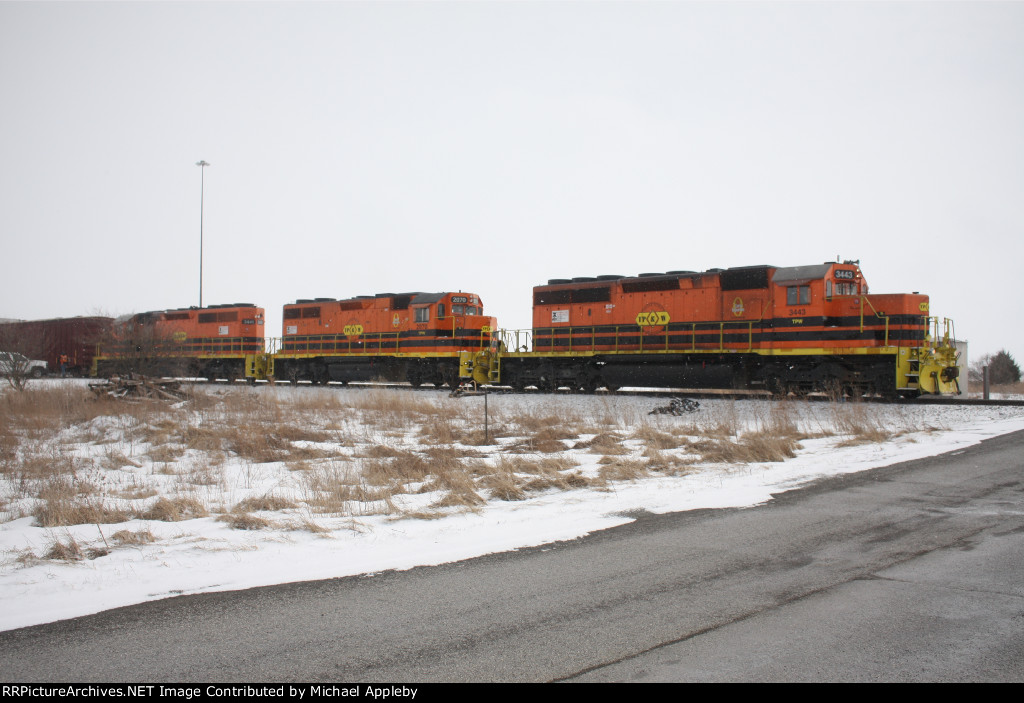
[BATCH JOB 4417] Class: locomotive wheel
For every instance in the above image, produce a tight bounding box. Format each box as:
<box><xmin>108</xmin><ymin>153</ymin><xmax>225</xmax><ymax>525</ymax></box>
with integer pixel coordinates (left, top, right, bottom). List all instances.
<box><xmin>440</xmin><ymin>365</ymin><xmax>459</xmax><ymax>389</ymax></box>
<box><xmin>536</xmin><ymin>378</ymin><xmax>557</xmax><ymax>393</ymax></box>
<box><xmin>767</xmin><ymin>377</ymin><xmax>788</xmax><ymax>398</ymax></box>
<box><xmin>576</xmin><ymin>374</ymin><xmax>598</xmax><ymax>394</ymax></box>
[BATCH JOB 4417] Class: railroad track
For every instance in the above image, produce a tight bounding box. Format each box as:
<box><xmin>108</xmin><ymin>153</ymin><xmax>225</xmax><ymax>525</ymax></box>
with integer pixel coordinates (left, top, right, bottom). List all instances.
<box><xmin>157</xmin><ymin>377</ymin><xmax>1024</xmax><ymax>407</ymax></box>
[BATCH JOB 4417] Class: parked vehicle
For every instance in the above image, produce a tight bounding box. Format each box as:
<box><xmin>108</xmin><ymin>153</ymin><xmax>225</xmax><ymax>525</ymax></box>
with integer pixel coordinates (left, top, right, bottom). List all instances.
<box><xmin>0</xmin><ymin>351</ymin><xmax>47</xmax><ymax>378</ymax></box>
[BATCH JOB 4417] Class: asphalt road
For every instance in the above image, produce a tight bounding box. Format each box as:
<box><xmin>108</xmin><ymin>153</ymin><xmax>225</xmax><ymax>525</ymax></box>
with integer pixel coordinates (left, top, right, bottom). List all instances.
<box><xmin>2</xmin><ymin>430</ymin><xmax>1022</xmax><ymax>682</ymax></box>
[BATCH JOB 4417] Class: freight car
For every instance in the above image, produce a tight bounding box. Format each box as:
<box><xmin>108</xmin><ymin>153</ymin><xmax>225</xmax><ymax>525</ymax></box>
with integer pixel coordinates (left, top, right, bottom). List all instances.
<box><xmin>271</xmin><ymin>291</ymin><xmax>495</xmax><ymax>387</ymax></box>
<box><xmin>460</xmin><ymin>261</ymin><xmax>960</xmax><ymax>397</ymax></box>
<box><xmin>0</xmin><ymin>316</ymin><xmax>113</xmax><ymax>376</ymax></box>
<box><xmin>93</xmin><ymin>304</ymin><xmax>265</xmax><ymax>381</ymax></box>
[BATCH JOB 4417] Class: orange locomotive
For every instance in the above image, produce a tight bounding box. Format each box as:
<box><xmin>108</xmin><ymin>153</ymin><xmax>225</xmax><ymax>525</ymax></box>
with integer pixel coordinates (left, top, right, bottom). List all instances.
<box><xmin>272</xmin><ymin>291</ymin><xmax>495</xmax><ymax>387</ymax></box>
<box><xmin>94</xmin><ymin>304</ymin><xmax>265</xmax><ymax>381</ymax></box>
<box><xmin>478</xmin><ymin>261</ymin><xmax>959</xmax><ymax>397</ymax></box>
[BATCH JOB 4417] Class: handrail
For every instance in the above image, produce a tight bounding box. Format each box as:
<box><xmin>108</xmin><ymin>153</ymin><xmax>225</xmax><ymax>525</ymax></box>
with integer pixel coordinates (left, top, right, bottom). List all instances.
<box><xmin>858</xmin><ymin>296</ymin><xmax>891</xmax><ymax>346</ymax></box>
<box><xmin>521</xmin><ymin>318</ymin><xmax>763</xmax><ymax>354</ymax></box>
<box><xmin>96</xmin><ymin>336</ymin><xmax>264</xmax><ymax>358</ymax></box>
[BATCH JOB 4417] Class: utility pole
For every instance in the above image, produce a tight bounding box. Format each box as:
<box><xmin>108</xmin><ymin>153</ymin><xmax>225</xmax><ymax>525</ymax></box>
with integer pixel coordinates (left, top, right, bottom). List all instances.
<box><xmin>196</xmin><ymin>160</ymin><xmax>210</xmax><ymax>308</ymax></box>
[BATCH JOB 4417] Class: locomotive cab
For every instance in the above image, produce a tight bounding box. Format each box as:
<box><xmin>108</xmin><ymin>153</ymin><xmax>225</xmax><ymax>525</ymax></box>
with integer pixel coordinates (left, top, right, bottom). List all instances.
<box><xmin>423</xmin><ymin>293</ymin><xmax>494</xmax><ymax>339</ymax></box>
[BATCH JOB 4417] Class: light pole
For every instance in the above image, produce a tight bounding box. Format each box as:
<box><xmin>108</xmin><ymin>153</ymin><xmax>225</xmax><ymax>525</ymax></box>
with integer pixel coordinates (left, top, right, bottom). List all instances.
<box><xmin>196</xmin><ymin>160</ymin><xmax>210</xmax><ymax>309</ymax></box>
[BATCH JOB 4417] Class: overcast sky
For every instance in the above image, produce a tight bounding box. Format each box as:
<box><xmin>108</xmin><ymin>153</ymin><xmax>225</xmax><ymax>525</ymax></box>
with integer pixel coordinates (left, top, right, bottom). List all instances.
<box><xmin>2</xmin><ymin>1</ymin><xmax>1022</xmax><ymax>360</ymax></box>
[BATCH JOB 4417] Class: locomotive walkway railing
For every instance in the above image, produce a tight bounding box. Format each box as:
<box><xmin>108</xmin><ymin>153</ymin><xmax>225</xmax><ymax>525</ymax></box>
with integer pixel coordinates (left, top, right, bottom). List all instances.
<box><xmin>858</xmin><ymin>297</ymin><xmax>891</xmax><ymax>346</ymax></box>
<box><xmin>270</xmin><ymin>328</ymin><xmax>495</xmax><ymax>355</ymax></box>
<box><xmin>97</xmin><ymin>336</ymin><xmax>262</xmax><ymax>358</ymax></box>
<box><xmin>521</xmin><ymin>320</ymin><xmax>761</xmax><ymax>354</ymax></box>
<box><xmin>275</xmin><ymin>332</ymin><xmax>402</xmax><ymax>354</ymax></box>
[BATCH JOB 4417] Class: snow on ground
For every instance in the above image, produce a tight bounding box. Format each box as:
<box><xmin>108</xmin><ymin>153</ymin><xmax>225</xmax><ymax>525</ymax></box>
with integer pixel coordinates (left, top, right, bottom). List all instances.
<box><xmin>2</xmin><ymin>380</ymin><xmax>1024</xmax><ymax>632</ymax></box>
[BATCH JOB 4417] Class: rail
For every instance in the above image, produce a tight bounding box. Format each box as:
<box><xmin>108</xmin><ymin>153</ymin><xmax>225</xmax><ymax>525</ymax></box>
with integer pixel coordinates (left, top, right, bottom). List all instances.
<box><xmin>496</xmin><ymin>329</ymin><xmax>534</xmax><ymax>353</ymax></box>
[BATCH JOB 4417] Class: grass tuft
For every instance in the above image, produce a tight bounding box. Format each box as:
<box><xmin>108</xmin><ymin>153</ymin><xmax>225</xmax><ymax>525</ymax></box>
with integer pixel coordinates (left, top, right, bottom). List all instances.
<box><xmin>44</xmin><ymin>534</ymin><xmax>83</xmax><ymax>561</ymax></box>
<box><xmin>234</xmin><ymin>495</ymin><xmax>297</xmax><ymax>513</ymax></box>
<box><xmin>217</xmin><ymin>512</ymin><xmax>271</xmax><ymax>530</ymax></box>
<box><xmin>111</xmin><ymin>528</ymin><xmax>156</xmax><ymax>546</ymax></box>
<box><xmin>141</xmin><ymin>496</ymin><xmax>209</xmax><ymax>522</ymax></box>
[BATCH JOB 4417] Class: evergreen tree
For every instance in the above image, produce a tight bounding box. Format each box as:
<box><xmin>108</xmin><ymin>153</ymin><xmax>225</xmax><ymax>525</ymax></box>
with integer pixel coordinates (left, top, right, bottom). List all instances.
<box><xmin>988</xmin><ymin>350</ymin><xmax>1022</xmax><ymax>384</ymax></box>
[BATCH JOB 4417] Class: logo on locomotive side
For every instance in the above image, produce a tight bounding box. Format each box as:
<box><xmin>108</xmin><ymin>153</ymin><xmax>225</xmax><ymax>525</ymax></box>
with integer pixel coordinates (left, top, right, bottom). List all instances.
<box><xmin>392</xmin><ymin>314</ymin><xmax>401</xmax><ymax>327</ymax></box>
<box><xmin>343</xmin><ymin>325</ymin><xmax>364</xmax><ymax>336</ymax></box>
<box><xmin>172</xmin><ymin>331</ymin><xmax>187</xmax><ymax>343</ymax></box>
<box><xmin>919</xmin><ymin>302</ymin><xmax>929</xmax><ymax>312</ymax></box>
<box><xmin>636</xmin><ymin>311</ymin><xmax>670</xmax><ymax>327</ymax></box>
<box><xmin>731</xmin><ymin>297</ymin><xmax>745</xmax><ymax>317</ymax></box>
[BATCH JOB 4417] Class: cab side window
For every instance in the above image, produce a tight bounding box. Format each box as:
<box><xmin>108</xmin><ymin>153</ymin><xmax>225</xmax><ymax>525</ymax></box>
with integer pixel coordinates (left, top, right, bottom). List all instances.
<box><xmin>786</xmin><ymin>286</ymin><xmax>810</xmax><ymax>306</ymax></box>
<box><xmin>414</xmin><ymin>308</ymin><xmax>429</xmax><ymax>323</ymax></box>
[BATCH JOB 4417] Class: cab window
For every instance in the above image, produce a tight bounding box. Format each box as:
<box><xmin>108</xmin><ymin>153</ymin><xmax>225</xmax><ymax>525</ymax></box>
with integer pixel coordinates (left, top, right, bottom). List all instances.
<box><xmin>437</xmin><ymin>304</ymin><xmax>445</xmax><ymax>319</ymax></box>
<box><xmin>414</xmin><ymin>307</ymin><xmax>429</xmax><ymax>323</ymax></box>
<box><xmin>452</xmin><ymin>304</ymin><xmax>464</xmax><ymax>315</ymax></box>
<box><xmin>786</xmin><ymin>286</ymin><xmax>810</xmax><ymax>306</ymax></box>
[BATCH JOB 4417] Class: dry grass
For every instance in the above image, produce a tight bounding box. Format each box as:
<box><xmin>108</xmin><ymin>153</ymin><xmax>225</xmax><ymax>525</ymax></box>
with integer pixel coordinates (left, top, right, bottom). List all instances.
<box><xmin>693</xmin><ymin>434</ymin><xmax>802</xmax><ymax>464</ymax></box>
<box><xmin>44</xmin><ymin>534</ymin><xmax>84</xmax><ymax>561</ymax></box>
<box><xmin>630</xmin><ymin>424</ymin><xmax>688</xmax><ymax>450</ymax></box>
<box><xmin>217</xmin><ymin>512</ymin><xmax>271</xmax><ymax>530</ymax></box>
<box><xmin>34</xmin><ymin>497</ymin><xmax>131</xmax><ymax>527</ymax></box>
<box><xmin>597</xmin><ymin>458</ymin><xmax>649</xmax><ymax>482</ymax></box>
<box><xmin>362</xmin><ymin>452</ymin><xmax>432</xmax><ymax>487</ymax></box>
<box><xmin>301</xmin><ymin>462</ymin><xmax>399</xmax><ymax>516</ymax></box>
<box><xmin>234</xmin><ymin>495</ymin><xmax>298</xmax><ymax>512</ymax></box>
<box><xmin>574</xmin><ymin>432</ymin><xmax>629</xmax><ymax>455</ymax></box>
<box><xmin>110</xmin><ymin>527</ymin><xmax>156</xmax><ymax>546</ymax></box>
<box><xmin>430</xmin><ymin>488</ymin><xmax>486</xmax><ymax>509</ymax></box>
<box><xmin>976</xmin><ymin>380</ymin><xmax>1024</xmax><ymax>397</ymax></box>
<box><xmin>286</xmin><ymin>517</ymin><xmax>333</xmax><ymax>534</ymax></box>
<box><xmin>643</xmin><ymin>449</ymin><xmax>699</xmax><ymax>476</ymax></box>
<box><xmin>827</xmin><ymin>403</ymin><xmax>894</xmax><ymax>445</ymax></box>
<box><xmin>100</xmin><ymin>448</ymin><xmax>142</xmax><ymax>471</ymax></box>
<box><xmin>0</xmin><ymin>383</ymin><xmax>945</xmax><ymax>551</ymax></box>
<box><xmin>148</xmin><ymin>444</ymin><xmax>185</xmax><ymax>464</ymax></box>
<box><xmin>141</xmin><ymin>496</ymin><xmax>209</xmax><ymax>522</ymax></box>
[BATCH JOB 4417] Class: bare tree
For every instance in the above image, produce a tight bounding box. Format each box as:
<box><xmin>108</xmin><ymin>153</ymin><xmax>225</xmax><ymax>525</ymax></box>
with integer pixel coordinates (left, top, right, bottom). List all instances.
<box><xmin>0</xmin><ymin>326</ymin><xmax>48</xmax><ymax>391</ymax></box>
<box><xmin>93</xmin><ymin>314</ymin><xmax>185</xmax><ymax>379</ymax></box>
